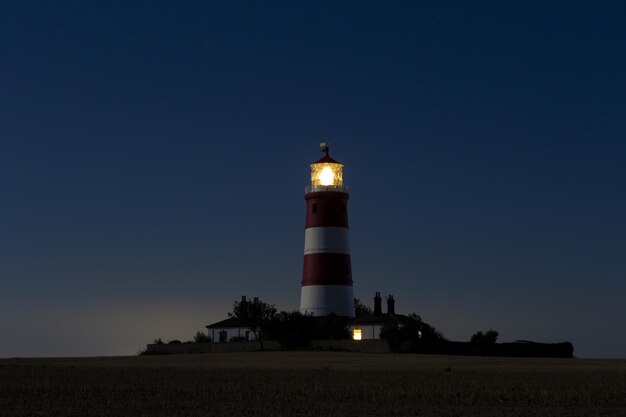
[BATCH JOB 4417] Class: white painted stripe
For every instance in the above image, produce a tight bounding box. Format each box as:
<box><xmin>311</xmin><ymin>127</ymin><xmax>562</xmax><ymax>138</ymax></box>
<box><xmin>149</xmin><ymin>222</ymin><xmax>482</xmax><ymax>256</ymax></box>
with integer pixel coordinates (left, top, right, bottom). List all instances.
<box><xmin>299</xmin><ymin>285</ymin><xmax>355</xmax><ymax>318</ymax></box>
<box><xmin>303</xmin><ymin>227</ymin><xmax>350</xmax><ymax>255</ymax></box>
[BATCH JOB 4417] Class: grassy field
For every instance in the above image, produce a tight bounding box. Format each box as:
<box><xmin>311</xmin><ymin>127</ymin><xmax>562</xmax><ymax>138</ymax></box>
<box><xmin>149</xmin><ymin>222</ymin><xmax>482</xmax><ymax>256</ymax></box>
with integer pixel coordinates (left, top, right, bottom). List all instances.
<box><xmin>1</xmin><ymin>352</ymin><xmax>626</xmax><ymax>416</ymax></box>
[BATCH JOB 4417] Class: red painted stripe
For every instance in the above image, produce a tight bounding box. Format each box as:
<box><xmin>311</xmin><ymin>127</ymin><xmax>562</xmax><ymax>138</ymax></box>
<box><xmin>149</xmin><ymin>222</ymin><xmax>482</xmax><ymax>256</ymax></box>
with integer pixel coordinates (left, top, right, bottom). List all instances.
<box><xmin>302</xmin><ymin>253</ymin><xmax>353</xmax><ymax>286</ymax></box>
<box><xmin>305</xmin><ymin>191</ymin><xmax>349</xmax><ymax>228</ymax></box>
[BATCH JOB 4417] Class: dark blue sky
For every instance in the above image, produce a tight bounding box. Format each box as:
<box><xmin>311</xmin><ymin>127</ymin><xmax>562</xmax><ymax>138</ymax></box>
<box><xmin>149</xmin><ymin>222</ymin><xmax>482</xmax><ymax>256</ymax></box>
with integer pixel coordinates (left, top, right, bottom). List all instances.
<box><xmin>1</xmin><ymin>1</ymin><xmax>625</xmax><ymax>357</ymax></box>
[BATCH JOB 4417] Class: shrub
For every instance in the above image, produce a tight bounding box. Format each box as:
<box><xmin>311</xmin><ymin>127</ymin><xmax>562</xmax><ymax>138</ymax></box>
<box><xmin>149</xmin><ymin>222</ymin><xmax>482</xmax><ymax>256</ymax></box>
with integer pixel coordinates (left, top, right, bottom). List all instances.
<box><xmin>354</xmin><ymin>298</ymin><xmax>372</xmax><ymax>318</ymax></box>
<box><xmin>380</xmin><ymin>315</ymin><xmax>445</xmax><ymax>351</ymax></box>
<box><xmin>265</xmin><ymin>311</ymin><xmax>316</xmax><ymax>349</ymax></box>
<box><xmin>471</xmin><ymin>330</ymin><xmax>499</xmax><ymax>344</ymax></box>
<box><xmin>193</xmin><ymin>331</ymin><xmax>211</xmax><ymax>343</ymax></box>
<box><xmin>380</xmin><ymin>323</ymin><xmax>402</xmax><ymax>350</ymax></box>
<box><xmin>229</xmin><ymin>336</ymin><xmax>247</xmax><ymax>342</ymax></box>
<box><xmin>314</xmin><ymin>314</ymin><xmax>350</xmax><ymax>340</ymax></box>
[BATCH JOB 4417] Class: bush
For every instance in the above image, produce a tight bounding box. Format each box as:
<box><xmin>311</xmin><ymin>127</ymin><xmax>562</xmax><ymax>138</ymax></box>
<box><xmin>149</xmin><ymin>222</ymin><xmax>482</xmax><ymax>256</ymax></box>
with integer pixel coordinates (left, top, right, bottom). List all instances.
<box><xmin>229</xmin><ymin>336</ymin><xmax>247</xmax><ymax>342</ymax></box>
<box><xmin>265</xmin><ymin>311</ymin><xmax>316</xmax><ymax>349</ymax></box>
<box><xmin>380</xmin><ymin>322</ymin><xmax>402</xmax><ymax>350</ymax></box>
<box><xmin>314</xmin><ymin>314</ymin><xmax>350</xmax><ymax>340</ymax></box>
<box><xmin>167</xmin><ymin>340</ymin><xmax>182</xmax><ymax>345</ymax></box>
<box><xmin>380</xmin><ymin>315</ymin><xmax>445</xmax><ymax>351</ymax></box>
<box><xmin>354</xmin><ymin>298</ymin><xmax>372</xmax><ymax>318</ymax></box>
<box><xmin>471</xmin><ymin>330</ymin><xmax>499</xmax><ymax>344</ymax></box>
<box><xmin>193</xmin><ymin>331</ymin><xmax>211</xmax><ymax>343</ymax></box>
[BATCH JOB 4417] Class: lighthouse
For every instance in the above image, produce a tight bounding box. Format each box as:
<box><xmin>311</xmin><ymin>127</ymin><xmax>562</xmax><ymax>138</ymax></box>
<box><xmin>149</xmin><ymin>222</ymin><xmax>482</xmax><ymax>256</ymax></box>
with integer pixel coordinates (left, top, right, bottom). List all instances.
<box><xmin>300</xmin><ymin>143</ymin><xmax>355</xmax><ymax>318</ymax></box>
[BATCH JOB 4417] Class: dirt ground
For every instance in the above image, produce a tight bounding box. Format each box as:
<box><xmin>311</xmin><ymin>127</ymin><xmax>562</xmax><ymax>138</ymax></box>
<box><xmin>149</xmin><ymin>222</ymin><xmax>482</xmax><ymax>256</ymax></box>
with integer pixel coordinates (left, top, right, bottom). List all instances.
<box><xmin>1</xmin><ymin>352</ymin><xmax>625</xmax><ymax>416</ymax></box>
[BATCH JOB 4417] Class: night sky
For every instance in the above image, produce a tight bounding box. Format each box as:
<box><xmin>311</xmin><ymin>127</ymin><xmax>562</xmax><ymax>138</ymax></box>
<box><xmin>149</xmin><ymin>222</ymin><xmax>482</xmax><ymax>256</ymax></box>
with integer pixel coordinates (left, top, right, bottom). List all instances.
<box><xmin>2</xmin><ymin>1</ymin><xmax>625</xmax><ymax>358</ymax></box>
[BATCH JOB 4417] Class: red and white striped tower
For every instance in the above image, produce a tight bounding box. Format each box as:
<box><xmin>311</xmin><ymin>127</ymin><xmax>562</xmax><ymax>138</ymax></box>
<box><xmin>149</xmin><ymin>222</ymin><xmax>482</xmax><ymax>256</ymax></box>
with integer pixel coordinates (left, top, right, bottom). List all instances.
<box><xmin>300</xmin><ymin>143</ymin><xmax>355</xmax><ymax>318</ymax></box>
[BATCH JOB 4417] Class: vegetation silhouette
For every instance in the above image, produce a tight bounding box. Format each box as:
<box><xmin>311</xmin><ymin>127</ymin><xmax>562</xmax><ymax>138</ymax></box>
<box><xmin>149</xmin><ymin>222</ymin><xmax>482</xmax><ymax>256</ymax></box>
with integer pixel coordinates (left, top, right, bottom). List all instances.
<box><xmin>193</xmin><ymin>331</ymin><xmax>211</xmax><ymax>343</ymax></box>
<box><xmin>144</xmin><ymin>298</ymin><xmax>573</xmax><ymax>358</ymax></box>
<box><xmin>228</xmin><ymin>297</ymin><xmax>350</xmax><ymax>348</ymax></box>
<box><xmin>471</xmin><ymin>329</ymin><xmax>499</xmax><ymax>345</ymax></box>
<box><xmin>380</xmin><ymin>313</ymin><xmax>445</xmax><ymax>350</ymax></box>
<box><xmin>229</xmin><ymin>296</ymin><xmax>277</xmax><ymax>340</ymax></box>
<box><xmin>353</xmin><ymin>298</ymin><xmax>372</xmax><ymax>318</ymax></box>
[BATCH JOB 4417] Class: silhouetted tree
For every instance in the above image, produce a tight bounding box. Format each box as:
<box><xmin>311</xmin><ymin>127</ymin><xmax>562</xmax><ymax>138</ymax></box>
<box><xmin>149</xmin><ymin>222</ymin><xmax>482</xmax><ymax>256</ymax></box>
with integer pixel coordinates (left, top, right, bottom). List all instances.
<box><xmin>354</xmin><ymin>298</ymin><xmax>372</xmax><ymax>318</ymax></box>
<box><xmin>193</xmin><ymin>331</ymin><xmax>211</xmax><ymax>343</ymax></box>
<box><xmin>264</xmin><ymin>311</ymin><xmax>316</xmax><ymax>349</ymax></box>
<box><xmin>408</xmin><ymin>313</ymin><xmax>445</xmax><ymax>341</ymax></box>
<box><xmin>315</xmin><ymin>313</ymin><xmax>350</xmax><ymax>340</ymax></box>
<box><xmin>380</xmin><ymin>322</ymin><xmax>402</xmax><ymax>350</ymax></box>
<box><xmin>471</xmin><ymin>329</ymin><xmax>499</xmax><ymax>344</ymax></box>
<box><xmin>229</xmin><ymin>297</ymin><xmax>277</xmax><ymax>321</ymax></box>
<box><xmin>229</xmin><ymin>296</ymin><xmax>277</xmax><ymax>340</ymax></box>
<box><xmin>380</xmin><ymin>314</ymin><xmax>445</xmax><ymax>351</ymax></box>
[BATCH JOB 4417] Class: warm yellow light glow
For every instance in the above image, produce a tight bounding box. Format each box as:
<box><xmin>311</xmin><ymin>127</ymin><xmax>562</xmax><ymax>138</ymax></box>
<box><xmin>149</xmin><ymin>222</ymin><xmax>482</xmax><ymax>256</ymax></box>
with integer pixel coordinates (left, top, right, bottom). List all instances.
<box><xmin>310</xmin><ymin>162</ymin><xmax>343</xmax><ymax>188</ymax></box>
<box><xmin>318</xmin><ymin>166</ymin><xmax>335</xmax><ymax>185</ymax></box>
<box><xmin>352</xmin><ymin>328</ymin><xmax>362</xmax><ymax>341</ymax></box>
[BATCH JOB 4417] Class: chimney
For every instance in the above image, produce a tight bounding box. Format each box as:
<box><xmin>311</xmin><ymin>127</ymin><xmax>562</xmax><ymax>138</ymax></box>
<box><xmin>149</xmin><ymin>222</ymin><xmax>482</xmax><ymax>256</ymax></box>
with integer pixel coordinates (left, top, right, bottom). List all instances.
<box><xmin>250</xmin><ymin>297</ymin><xmax>260</xmax><ymax>319</ymax></box>
<box><xmin>373</xmin><ymin>291</ymin><xmax>382</xmax><ymax>316</ymax></box>
<box><xmin>240</xmin><ymin>296</ymin><xmax>248</xmax><ymax>319</ymax></box>
<box><xmin>386</xmin><ymin>295</ymin><xmax>395</xmax><ymax>315</ymax></box>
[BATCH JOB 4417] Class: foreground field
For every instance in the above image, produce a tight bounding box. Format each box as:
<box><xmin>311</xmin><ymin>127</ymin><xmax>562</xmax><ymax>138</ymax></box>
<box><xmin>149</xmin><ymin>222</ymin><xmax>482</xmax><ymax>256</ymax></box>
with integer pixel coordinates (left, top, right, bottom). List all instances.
<box><xmin>1</xmin><ymin>352</ymin><xmax>625</xmax><ymax>416</ymax></box>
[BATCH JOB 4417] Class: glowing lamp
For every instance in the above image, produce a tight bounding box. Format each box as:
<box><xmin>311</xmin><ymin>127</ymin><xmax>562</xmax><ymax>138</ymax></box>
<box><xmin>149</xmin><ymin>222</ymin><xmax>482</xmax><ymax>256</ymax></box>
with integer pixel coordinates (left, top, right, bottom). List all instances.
<box><xmin>310</xmin><ymin>143</ymin><xmax>343</xmax><ymax>189</ymax></box>
<box><xmin>311</xmin><ymin>162</ymin><xmax>343</xmax><ymax>187</ymax></box>
<box><xmin>352</xmin><ymin>328</ymin><xmax>362</xmax><ymax>340</ymax></box>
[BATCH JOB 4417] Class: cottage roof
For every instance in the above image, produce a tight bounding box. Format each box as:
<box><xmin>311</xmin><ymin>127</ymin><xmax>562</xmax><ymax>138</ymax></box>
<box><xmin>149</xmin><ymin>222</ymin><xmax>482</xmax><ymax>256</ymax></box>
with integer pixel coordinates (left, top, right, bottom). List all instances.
<box><xmin>350</xmin><ymin>313</ymin><xmax>415</xmax><ymax>327</ymax></box>
<box><xmin>206</xmin><ymin>317</ymin><xmax>255</xmax><ymax>329</ymax></box>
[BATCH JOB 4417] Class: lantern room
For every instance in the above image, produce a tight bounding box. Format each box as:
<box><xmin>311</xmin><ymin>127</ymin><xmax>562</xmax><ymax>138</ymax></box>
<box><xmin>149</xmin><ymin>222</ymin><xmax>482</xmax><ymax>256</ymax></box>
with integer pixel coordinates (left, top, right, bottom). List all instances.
<box><xmin>308</xmin><ymin>142</ymin><xmax>346</xmax><ymax>192</ymax></box>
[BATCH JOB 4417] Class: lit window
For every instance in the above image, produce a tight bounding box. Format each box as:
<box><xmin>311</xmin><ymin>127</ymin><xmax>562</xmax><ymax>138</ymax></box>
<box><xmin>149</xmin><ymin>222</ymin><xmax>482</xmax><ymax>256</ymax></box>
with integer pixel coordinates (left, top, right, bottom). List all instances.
<box><xmin>352</xmin><ymin>328</ymin><xmax>362</xmax><ymax>341</ymax></box>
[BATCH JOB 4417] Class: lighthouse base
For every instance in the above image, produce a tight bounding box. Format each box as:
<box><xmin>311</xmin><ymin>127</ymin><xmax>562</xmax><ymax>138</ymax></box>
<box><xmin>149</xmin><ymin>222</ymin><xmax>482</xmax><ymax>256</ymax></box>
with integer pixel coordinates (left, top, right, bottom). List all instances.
<box><xmin>299</xmin><ymin>285</ymin><xmax>355</xmax><ymax>318</ymax></box>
